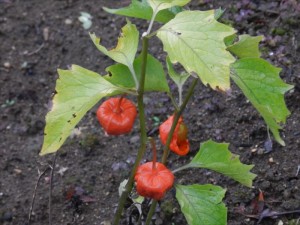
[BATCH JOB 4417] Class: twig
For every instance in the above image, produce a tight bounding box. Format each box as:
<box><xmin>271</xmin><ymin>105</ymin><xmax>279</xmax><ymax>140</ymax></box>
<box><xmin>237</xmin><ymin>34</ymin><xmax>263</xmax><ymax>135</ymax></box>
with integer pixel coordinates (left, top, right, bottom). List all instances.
<box><xmin>296</xmin><ymin>165</ymin><xmax>300</xmax><ymax>176</ymax></box>
<box><xmin>49</xmin><ymin>152</ymin><xmax>58</xmax><ymax>225</ymax></box>
<box><xmin>28</xmin><ymin>167</ymin><xmax>51</xmax><ymax>225</ymax></box>
<box><xmin>24</xmin><ymin>43</ymin><xmax>45</xmax><ymax>56</ymax></box>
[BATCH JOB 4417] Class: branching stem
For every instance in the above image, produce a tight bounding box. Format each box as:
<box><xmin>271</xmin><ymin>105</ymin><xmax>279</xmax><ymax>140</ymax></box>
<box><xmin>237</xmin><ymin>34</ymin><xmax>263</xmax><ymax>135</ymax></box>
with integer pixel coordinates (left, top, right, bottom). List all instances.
<box><xmin>145</xmin><ymin>78</ymin><xmax>198</xmax><ymax>224</ymax></box>
<box><xmin>113</xmin><ymin>36</ymin><xmax>149</xmax><ymax>225</ymax></box>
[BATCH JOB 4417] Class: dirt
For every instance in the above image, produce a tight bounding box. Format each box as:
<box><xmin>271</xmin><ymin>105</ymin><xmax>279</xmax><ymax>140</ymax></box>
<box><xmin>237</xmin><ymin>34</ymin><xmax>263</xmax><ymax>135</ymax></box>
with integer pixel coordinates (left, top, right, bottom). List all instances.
<box><xmin>0</xmin><ymin>0</ymin><xmax>299</xmax><ymax>225</ymax></box>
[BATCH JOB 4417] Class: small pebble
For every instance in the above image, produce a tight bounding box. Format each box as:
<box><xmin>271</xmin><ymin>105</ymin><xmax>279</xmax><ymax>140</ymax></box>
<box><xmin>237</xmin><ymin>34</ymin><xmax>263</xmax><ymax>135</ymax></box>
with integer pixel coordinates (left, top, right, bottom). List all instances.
<box><xmin>101</xmin><ymin>221</ymin><xmax>111</xmax><ymax>225</ymax></box>
<box><xmin>43</xmin><ymin>27</ymin><xmax>49</xmax><ymax>41</ymax></box>
<box><xmin>3</xmin><ymin>62</ymin><xmax>11</xmax><ymax>68</ymax></box>
<box><xmin>13</xmin><ymin>168</ymin><xmax>22</xmax><ymax>174</ymax></box>
<box><xmin>257</xmin><ymin>148</ymin><xmax>264</xmax><ymax>155</ymax></box>
<box><xmin>269</xmin><ymin>157</ymin><xmax>274</xmax><ymax>163</ymax></box>
<box><xmin>264</xmin><ymin>139</ymin><xmax>273</xmax><ymax>153</ymax></box>
<box><xmin>65</xmin><ymin>18</ymin><xmax>72</xmax><ymax>25</ymax></box>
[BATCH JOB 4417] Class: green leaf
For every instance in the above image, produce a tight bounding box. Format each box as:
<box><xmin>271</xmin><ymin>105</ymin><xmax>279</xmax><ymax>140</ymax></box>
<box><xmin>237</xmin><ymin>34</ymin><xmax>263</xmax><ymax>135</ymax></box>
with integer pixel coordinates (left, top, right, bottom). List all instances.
<box><xmin>176</xmin><ymin>184</ymin><xmax>227</xmax><ymax>225</ymax></box>
<box><xmin>185</xmin><ymin>140</ymin><xmax>256</xmax><ymax>187</ymax></box>
<box><xmin>214</xmin><ymin>7</ymin><xmax>225</xmax><ymax>20</ymax></box>
<box><xmin>89</xmin><ymin>20</ymin><xmax>138</xmax><ymax>67</ymax></box>
<box><xmin>227</xmin><ymin>35</ymin><xmax>263</xmax><ymax>58</ymax></box>
<box><xmin>148</xmin><ymin>0</ymin><xmax>190</xmax><ymax>13</ymax></box>
<box><xmin>40</xmin><ymin>65</ymin><xmax>123</xmax><ymax>155</ymax></box>
<box><xmin>104</xmin><ymin>54</ymin><xmax>170</xmax><ymax>92</ymax></box>
<box><xmin>103</xmin><ymin>0</ymin><xmax>177</xmax><ymax>23</ymax></box>
<box><xmin>224</xmin><ymin>34</ymin><xmax>237</xmax><ymax>46</ymax></box>
<box><xmin>231</xmin><ymin>58</ymin><xmax>293</xmax><ymax>145</ymax></box>
<box><xmin>166</xmin><ymin>56</ymin><xmax>190</xmax><ymax>88</ymax></box>
<box><xmin>157</xmin><ymin>10</ymin><xmax>236</xmax><ymax>91</ymax></box>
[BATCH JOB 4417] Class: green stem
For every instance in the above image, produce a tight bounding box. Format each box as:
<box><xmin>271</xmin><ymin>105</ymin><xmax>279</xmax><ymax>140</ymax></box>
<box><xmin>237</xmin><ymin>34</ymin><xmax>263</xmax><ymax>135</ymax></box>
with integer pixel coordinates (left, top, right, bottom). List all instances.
<box><xmin>113</xmin><ymin>36</ymin><xmax>149</xmax><ymax>225</ymax></box>
<box><xmin>167</xmin><ymin>92</ymin><xmax>179</xmax><ymax>112</ymax></box>
<box><xmin>172</xmin><ymin>163</ymin><xmax>195</xmax><ymax>174</ymax></box>
<box><xmin>145</xmin><ymin>78</ymin><xmax>198</xmax><ymax>224</ymax></box>
<box><xmin>178</xmin><ymin>86</ymin><xmax>183</xmax><ymax>107</ymax></box>
<box><xmin>146</xmin><ymin>9</ymin><xmax>158</xmax><ymax>35</ymax></box>
<box><xmin>145</xmin><ymin>200</ymin><xmax>157</xmax><ymax>224</ymax></box>
<box><xmin>128</xmin><ymin>64</ymin><xmax>139</xmax><ymax>90</ymax></box>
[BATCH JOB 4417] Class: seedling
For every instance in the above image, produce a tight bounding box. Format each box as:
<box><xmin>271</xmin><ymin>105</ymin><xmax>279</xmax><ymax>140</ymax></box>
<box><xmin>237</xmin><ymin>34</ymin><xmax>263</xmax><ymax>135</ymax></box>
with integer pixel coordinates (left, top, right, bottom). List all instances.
<box><xmin>38</xmin><ymin>0</ymin><xmax>293</xmax><ymax>224</ymax></box>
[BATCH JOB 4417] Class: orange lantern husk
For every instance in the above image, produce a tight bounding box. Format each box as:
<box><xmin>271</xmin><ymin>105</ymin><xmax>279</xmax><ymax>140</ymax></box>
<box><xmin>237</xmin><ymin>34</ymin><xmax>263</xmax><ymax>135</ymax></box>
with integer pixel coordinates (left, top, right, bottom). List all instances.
<box><xmin>159</xmin><ymin>115</ymin><xmax>190</xmax><ymax>156</ymax></box>
<box><xmin>134</xmin><ymin>162</ymin><xmax>174</xmax><ymax>200</ymax></box>
<box><xmin>96</xmin><ymin>97</ymin><xmax>137</xmax><ymax>135</ymax></box>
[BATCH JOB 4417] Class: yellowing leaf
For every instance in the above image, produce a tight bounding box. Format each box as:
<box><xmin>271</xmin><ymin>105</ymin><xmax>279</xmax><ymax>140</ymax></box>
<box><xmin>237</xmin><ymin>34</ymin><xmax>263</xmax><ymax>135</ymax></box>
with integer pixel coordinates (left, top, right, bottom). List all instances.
<box><xmin>40</xmin><ymin>65</ymin><xmax>123</xmax><ymax>155</ymax></box>
<box><xmin>231</xmin><ymin>58</ymin><xmax>293</xmax><ymax>145</ymax></box>
<box><xmin>157</xmin><ymin>10</ymin><xmax>236</xmax><ymax>91</ymax></box>
<box><xmin>227</xmin><ymin>34</ymin><xmax>263</xmax><ymax>58</ymax></box>
<box><xmin>103</xmin><ymin>0</ymin><xmax>177</xmax><ymax>23</ymax></box>
<box><xmin>89</xmin><ymin>20</ymin><xmax>138</xmax><ymax>66</ymax></box>
<box><xmin>176</xmin><ymin>184</ymin><xmax>227</xmax><ymax>225</ymax></box>
<box><xmin>148</xmin><ymin>0</ymin><xmax>190</xmax><ymax>13</ymax></box>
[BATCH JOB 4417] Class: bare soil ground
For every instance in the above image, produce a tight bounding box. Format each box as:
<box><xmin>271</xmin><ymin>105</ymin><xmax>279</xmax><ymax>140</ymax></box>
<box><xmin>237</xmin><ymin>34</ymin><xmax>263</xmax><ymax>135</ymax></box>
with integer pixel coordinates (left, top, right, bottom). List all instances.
<box><xmin>0</xmin><ymin>0</ymin><xmax>299</xmax><ymax>224</ymax></box>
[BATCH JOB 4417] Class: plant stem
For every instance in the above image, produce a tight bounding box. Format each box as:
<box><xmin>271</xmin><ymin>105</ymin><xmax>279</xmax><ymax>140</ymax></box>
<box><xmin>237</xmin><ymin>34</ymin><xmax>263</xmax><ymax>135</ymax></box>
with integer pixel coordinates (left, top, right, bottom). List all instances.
<box><xmin>178</xmin><ymin>86</ymin><xmax>183</xmax><ymax>107</ymax></box>
<box><xmin>172</xmin><ymin>163</ymin><xmax>195</xmax><ymax>174</ymax></box>
<box><xmin>128</xmin><ymin>64</ymin><xmax>139</xmax><ymax>90</ymax></box>
<box><xmin>145</xmin><ymin>200</ymin><xmax>157</xmax><ymax>225</ymax></box>
<box><xmin>167</xmin><ymin>92</ymin><xmax>179</xmax><ymax>112</ymax></box>
<box><xmin>146</xmin><ymin>9</ymin><xmax>158</xmax><ymax>35</ymax></box>
<box><xmin>28</xmin><ymin>167</ymin><xmax>50</xmax><ymax>225</ymax></box>
<box><xmin>113</xmin><ymin>36</ymin><xmax>149</xmax><ymax>225</ymax></box>
<box><xmin>49</xmin><ymin>151</ymin><xmax>58</xmax><ymax>225</ymax></box>
<box><xmin>115</xmin><ymin>96</ymin><xmax>124</xmax><ymax>114</ymax></box>
<box><xmin>149</xmin><ymin>138</ymin><xmax>157</xmax><ymax>171</ymax></box>
<box><xmin>145</xmin><ymin>78</ymin><xmax>198</xmax><ymax>224</ymax></box>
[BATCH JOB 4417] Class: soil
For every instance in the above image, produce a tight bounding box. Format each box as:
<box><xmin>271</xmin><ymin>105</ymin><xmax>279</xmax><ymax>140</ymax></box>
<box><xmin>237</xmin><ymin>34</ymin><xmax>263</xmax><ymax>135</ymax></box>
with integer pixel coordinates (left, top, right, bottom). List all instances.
<box><xmin>0</xmin><ymin>0</ymin><xmax>299</xmax><ymax>225</ymax></box>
